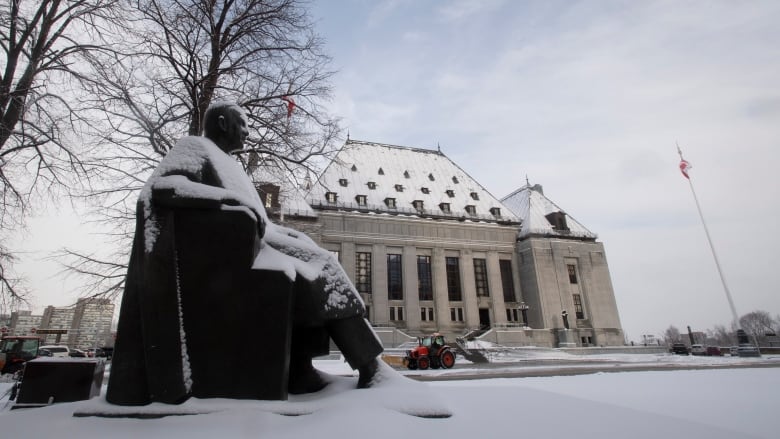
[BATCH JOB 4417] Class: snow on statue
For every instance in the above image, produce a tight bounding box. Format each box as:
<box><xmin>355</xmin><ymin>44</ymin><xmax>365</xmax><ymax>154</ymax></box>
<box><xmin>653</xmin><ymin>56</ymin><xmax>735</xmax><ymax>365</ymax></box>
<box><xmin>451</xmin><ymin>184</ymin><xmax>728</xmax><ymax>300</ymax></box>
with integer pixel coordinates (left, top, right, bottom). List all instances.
<box><xmin>106</xmin><ymin>101</ymin><xmax>385</xmax><ymax>406</ymax></box>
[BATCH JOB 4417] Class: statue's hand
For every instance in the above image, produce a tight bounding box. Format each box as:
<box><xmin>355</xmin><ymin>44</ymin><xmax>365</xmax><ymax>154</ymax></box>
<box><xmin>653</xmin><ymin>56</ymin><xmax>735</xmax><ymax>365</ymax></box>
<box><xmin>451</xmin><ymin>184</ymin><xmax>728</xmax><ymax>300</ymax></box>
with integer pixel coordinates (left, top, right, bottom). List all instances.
<box><xmin>256</xmin><ymin>213</ymin><xmax>266</xmax><ymax>239</ymax></box>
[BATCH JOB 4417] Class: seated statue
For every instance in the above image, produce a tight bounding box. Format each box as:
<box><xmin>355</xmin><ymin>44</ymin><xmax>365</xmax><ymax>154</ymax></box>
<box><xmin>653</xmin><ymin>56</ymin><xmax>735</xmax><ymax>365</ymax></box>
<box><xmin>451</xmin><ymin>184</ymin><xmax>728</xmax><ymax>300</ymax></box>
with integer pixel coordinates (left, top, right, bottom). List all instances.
<box><xmin>106</xmin><ymin>101</ymin><xmax>382</xmax><ymax>405</ymax></box>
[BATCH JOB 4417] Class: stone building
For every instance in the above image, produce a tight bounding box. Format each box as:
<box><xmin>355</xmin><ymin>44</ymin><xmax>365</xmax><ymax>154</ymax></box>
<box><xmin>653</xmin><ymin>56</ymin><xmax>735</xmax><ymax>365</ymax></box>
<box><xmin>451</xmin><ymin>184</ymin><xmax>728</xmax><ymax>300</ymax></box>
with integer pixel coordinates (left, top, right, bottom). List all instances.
<box><xmin>502</xmin><ymin>184</ymin><xmax>624</xmax><ymax>347</ymax></box>
<box><xmin>258</xmin><ymin>140</ymin><xmax>624</xmax><ymax>348</ymax></box>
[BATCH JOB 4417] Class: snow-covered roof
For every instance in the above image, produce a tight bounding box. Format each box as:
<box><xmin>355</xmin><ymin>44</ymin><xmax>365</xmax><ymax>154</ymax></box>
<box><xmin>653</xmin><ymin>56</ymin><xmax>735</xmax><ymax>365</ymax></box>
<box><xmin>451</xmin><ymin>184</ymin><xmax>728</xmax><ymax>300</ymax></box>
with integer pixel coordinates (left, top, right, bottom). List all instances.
<box><xmin>309</xmin><ymin>140</ymin><xmax>519</xmax><ymax>224</ymax></box>
<box><xmin>249</xmin><ymin>157</ymin><xmax>317</xmax><ymax>218</ymax></box>
<box><xmin>501</xmin><ymin>184</ymin><xmax>597</xmax><ymax>240</ymax></box>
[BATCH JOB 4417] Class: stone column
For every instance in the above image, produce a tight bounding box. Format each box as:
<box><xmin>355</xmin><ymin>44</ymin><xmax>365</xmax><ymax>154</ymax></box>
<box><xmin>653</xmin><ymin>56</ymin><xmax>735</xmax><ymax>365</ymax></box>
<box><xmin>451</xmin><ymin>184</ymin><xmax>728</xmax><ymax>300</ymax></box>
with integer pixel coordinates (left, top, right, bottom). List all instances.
<box><xmin>373</xmin><ymin>244</ymin><xmax>389</xmax><ymax>325</ymax></box>
<box><xmin>432</xmin><ymin>247</ymin><xmax>450</xmax><ymax>333</ymax></box>
<box><xmin>460</xmin><ymin>250</ymin><xmax>479</xmax><ymax>328</ymax></box>
<box><xmin>340</xmin><ymin>242</ymin><xmax>356</xmax><ymax>280</ymax></box>
<box><xmin>403</xmin><ymin>245</ymin><xmax>420</xmax><ymax>331</ymax></box>
<box><xmin>487</xmin><ymin>252</ymin><xmax>507</xmax><ymax>325</ymax></box>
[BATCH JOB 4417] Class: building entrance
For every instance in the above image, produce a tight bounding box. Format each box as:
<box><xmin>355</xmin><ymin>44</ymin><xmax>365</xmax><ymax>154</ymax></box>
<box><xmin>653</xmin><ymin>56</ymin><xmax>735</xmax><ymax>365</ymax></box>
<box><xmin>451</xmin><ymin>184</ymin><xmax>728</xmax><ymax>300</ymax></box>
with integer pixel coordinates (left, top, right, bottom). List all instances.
<box><xmin>479</xmin><ymin>308</ymin><xmax>490</xmax><ymax>329</ymax></box>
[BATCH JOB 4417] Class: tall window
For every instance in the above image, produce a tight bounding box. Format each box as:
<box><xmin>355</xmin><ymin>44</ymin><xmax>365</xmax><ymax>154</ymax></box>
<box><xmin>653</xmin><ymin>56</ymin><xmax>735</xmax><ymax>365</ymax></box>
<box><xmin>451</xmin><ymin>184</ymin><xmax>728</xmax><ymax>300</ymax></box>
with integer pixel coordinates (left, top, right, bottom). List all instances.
<box><xmin>389</xmin><ymin>306</ymin><xmax>404</xmax><ymax>321</ymax></box>
<box><xmin>355</xmin><ymin>252</ymin><xmax>372</xmax><ymax>294</ymax></box>
<box><xmin>567</xmin><ymin>264</ymin><xmax>578</xmax><ymax>284</ymax></box>
<box><xmin>473</xmin><ymin>259</ymin><xmax>489</xmax><ymax>297</ymax></box>
<box><xmin>450</xmin><ymin>307</ymin><xmax>464</xmax><ymax>322</ymax></box>
<box><xmin>387</xmin><ymin>254</ymin><xmax>403</xmax><ymax>300</ymax></box>
<box><xmin>499</xmin><ymin>260</ymin><xmax>516</xmax><ymax>302</ymax></box>
<box><xmin>445</xmin><ymin>257</ymin><xmax>462</xmax><ymax>301</ymax></box>
<box><xmin>573</xmin><ymin>294</ymin><xmax>585</xmax><ymax>319</ymax></box>
<box><xmin>417</xmin><ymin>256</ymin><xmax>433</xmax><ymax>300</ymax></box>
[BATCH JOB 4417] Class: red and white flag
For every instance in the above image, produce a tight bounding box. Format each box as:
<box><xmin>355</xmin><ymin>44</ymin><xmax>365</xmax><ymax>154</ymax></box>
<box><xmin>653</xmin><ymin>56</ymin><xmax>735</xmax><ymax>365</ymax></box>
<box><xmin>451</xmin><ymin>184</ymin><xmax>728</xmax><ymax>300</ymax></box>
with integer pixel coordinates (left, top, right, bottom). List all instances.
<box><xmin>281</xmin><ymin>95</ymin><xmax>295</xmax><ymax>118</ymax></box>
<box><xmin>679</xmin><ymin>159</ymin><xmax>692</xmax><ymax>179</ymax></box>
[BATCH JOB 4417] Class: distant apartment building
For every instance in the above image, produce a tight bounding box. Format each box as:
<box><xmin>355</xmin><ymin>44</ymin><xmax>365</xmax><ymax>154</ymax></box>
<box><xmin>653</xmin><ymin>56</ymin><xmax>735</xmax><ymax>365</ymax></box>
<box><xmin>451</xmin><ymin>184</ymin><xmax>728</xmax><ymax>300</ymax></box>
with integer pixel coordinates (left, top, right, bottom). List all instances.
<box><xmin>6</xmin><ymin>298</ymin><xmax>114</xmax><ymax>349</ymax></box>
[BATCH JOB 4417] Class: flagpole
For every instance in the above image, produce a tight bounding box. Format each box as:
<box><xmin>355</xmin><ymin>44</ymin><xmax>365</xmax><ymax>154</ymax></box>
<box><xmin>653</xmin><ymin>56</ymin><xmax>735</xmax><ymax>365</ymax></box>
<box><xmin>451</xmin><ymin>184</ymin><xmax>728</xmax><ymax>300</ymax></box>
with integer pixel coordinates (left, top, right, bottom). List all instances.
<box><xmin>677</xmin><ymin>145</ymin><xmax>741</xmax><ymax>328</ymax></box>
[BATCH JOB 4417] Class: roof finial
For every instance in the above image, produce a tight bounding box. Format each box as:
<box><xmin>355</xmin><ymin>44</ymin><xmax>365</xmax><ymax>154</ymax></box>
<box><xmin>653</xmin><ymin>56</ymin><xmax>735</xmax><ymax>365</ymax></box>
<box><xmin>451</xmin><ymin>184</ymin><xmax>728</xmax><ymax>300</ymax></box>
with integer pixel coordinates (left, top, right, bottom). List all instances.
<box><xmin>437</xmin><ymin>142</ymin><xmax>441</xmax><ymax>153</ymax></box>
<box><xmin>347</xmin><ymin>130</ymin><xmax>350</xmax><ymax>141</ymax></box>
<box><xmin>525</xmin><ymin>174</ymin><xmax>530</xmax><ymax>186</ymax></box>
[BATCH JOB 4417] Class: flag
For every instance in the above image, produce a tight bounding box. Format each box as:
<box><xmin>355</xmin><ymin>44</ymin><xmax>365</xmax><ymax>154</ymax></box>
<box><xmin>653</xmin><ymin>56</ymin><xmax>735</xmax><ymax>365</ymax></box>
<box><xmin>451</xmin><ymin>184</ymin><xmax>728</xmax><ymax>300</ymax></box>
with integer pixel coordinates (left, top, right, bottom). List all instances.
<box><xmin>679</xmin><ymin>159</ymin><xmax>691</xmax><ymax>179</ymax></box>
<box><xmin>281</xmin><ymin>95</ymin><xmax>295</xmax><ymax>118</ymax></box>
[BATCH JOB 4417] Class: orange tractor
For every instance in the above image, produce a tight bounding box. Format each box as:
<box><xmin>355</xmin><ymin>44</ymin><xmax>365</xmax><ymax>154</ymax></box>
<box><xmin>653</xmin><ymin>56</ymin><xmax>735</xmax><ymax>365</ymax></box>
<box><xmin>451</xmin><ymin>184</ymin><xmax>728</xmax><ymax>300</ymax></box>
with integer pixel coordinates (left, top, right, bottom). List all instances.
<box><xmin>403</xmin><ymin>333</ymin><xmax>456</xmax><ymax>370</ymax></box>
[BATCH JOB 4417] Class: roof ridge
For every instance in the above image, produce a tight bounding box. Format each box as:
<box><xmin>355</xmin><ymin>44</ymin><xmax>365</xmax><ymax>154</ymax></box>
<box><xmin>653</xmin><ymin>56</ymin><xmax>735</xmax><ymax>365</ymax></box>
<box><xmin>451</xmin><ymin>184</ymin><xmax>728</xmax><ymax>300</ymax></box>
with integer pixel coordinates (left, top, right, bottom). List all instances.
<box><xmin>346</xmin><ymin>139</ymin><xmax>444</xmax><ymax>156</ymax></box>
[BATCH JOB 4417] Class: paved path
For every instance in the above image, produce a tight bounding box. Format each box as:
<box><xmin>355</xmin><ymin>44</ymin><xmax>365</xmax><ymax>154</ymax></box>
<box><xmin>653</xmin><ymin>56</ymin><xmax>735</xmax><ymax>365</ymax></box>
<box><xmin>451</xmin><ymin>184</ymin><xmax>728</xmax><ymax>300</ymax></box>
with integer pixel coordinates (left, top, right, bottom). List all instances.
<box><xmin>402</xmin><ymin>359</ymin><xmax>780</xmax><ymax>381</ymax></box>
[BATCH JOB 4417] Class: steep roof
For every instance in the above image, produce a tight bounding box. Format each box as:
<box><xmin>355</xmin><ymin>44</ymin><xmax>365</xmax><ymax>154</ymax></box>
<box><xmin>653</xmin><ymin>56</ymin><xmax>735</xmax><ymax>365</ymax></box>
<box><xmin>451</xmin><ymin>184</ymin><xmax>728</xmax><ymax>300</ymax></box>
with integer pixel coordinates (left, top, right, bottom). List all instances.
<box><xmin>501</xmin><ymin>184</ymin><xmax>596</xmax><ymax>240</ymax></box>
<box><xmin>308</xmin><ymin>140</ymin><xmax>519</xmax><ymax>224</ymax></box>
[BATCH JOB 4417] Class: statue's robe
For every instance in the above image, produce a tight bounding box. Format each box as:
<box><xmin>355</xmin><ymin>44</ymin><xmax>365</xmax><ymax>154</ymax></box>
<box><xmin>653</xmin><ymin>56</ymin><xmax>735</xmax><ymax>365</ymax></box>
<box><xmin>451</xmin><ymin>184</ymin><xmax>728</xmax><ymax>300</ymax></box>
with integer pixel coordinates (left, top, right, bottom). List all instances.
<box><xmin>106</xmin><ymin>136</ymin><xmax>374</xmax><ymax>405</ymax></box>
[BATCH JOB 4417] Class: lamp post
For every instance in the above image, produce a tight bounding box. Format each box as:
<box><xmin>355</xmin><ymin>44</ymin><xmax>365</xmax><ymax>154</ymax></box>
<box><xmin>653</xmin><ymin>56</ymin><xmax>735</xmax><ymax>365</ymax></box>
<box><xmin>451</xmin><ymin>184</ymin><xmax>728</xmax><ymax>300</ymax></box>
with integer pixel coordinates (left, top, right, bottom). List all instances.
<box><xmin>519</xmin><ymin>303</ymin><xmax>530</xmax><ymax>328</ymax></box>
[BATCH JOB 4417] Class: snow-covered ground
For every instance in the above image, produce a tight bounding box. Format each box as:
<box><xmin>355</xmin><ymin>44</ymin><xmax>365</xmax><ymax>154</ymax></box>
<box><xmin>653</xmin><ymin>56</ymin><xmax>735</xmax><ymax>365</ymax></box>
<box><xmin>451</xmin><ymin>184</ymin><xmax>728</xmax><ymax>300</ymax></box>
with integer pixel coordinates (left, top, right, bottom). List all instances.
<box><xmin>1</xmin><ymin>351</ymin><xmax>778</xmax><ymax>438</ymax></box>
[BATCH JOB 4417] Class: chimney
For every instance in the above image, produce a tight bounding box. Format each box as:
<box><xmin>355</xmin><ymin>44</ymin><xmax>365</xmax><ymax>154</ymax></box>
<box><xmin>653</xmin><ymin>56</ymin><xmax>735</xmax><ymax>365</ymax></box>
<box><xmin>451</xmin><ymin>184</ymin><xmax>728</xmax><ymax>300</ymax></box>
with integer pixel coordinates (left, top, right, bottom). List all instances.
<box><xmin>531</xmin><ymin>184</ymin><xmax>544</xmax><ymax>195</ymax></box>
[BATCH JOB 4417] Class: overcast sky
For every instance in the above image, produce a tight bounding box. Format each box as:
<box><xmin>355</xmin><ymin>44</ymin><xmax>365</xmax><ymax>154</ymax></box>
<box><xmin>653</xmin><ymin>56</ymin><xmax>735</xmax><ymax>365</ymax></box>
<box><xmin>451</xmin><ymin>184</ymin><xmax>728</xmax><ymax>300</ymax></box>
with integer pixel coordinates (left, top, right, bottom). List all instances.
<box><xmin>11</xmin><ymin>0</ymin><xmax>780</xmax><ymax>342</ymax></box>
<box><xmin>306</xmin><ymin>0</ymin><xmax>780</xmax><ymax>340</ymax></box>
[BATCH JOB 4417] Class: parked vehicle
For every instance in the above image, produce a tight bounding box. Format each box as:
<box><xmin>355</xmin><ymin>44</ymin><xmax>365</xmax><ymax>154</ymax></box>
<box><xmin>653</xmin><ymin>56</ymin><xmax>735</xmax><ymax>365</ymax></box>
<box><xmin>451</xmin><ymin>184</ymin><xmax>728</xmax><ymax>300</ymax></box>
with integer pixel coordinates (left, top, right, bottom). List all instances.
<box><xmin>69</xmin><ymin>349</ymin><xmax>88</xmax><ymax>358</ymax></box>
<box><xmin>729</xmin><ymin>346</ymin><xmax>739</xmax><ymax>356</ymax></box>
<box><xmin>706</xmin><ymin>346</ymin><xmax>723</xmax><ymax>356</ymax></box>
<box><xmin>0</xmin><ymin>336</ymin><xmax>42</xmax><ymax>375</ymax></box>
<box><xmin>690</xmin><ymin>344</ymin><xmax>707</xmax><ymax>356</ymax></box>
<box><xmin>95</xmin><ymin>347</ymin><xmax>113</xmax><ymax>360</ymax></box>
<box><xmin>39</xmin><ymin>345</ymin><xmax>70</xmax><ymax>358</ymax></box>
<box><xmin>670</xmin><ymin>343</ymin><xmax>689</xmax><ymax>355</ymax></box>
<box><xmin>404</xmin><ymin>333</ymin><xmax>456</xmax><ymax>370</ymax></box>
<box><xmin>737</xmin><ymin>344</ymin><xmax>761</xmax><ymax>358</ymax></box>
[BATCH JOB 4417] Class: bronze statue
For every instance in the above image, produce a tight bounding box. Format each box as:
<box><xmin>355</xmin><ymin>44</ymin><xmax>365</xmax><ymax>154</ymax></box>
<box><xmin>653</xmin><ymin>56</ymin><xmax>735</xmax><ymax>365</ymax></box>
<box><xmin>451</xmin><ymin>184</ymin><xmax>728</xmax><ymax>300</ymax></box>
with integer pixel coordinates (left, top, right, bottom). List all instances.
<box><xmin>107</xmin><ymin>102</ymin><xmax>381</xmax><ymax>405</ymax></box>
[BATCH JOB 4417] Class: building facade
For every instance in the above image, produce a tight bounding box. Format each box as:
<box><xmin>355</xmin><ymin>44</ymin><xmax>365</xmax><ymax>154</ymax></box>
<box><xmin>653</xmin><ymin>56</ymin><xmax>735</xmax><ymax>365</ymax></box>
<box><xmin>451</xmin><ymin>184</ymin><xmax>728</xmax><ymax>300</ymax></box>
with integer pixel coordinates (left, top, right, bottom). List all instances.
<box><xmin>259</xmin><ymin>140</ymin><xmax>624</xmax><ymax>348</ymax></box>
<box><xmin>5</xmin><ymin>299</ymin><xmax>114</xmax><ymax>349</ymax></box>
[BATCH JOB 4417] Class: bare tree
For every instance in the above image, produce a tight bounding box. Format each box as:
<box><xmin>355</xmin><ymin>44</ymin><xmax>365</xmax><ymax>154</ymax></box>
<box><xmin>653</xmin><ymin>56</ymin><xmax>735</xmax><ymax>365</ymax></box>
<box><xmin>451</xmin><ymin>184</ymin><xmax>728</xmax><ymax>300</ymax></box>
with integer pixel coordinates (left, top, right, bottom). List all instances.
<box><xmin>64</xmin><ymin>0</ymin><xmax>342</xmax><ymax>299</ymax></box>
<box><xmin>707</xmin><ymin>324</ymin><xmax>735</xmax><ymax>347</ymax></box>
<box><xmin>0</xmin><ymin>0</ymin><xmax>123</xmax><ymax>304</ymax></box>
<box><xmin>739</xmin><ymin>310</ymin><xmax>776</xmax><ymax>346</ymax></box>
<box><xmin>663</xmin><ymin>325</ymin><xmax>681</xmax><ymax>344</ymax></box>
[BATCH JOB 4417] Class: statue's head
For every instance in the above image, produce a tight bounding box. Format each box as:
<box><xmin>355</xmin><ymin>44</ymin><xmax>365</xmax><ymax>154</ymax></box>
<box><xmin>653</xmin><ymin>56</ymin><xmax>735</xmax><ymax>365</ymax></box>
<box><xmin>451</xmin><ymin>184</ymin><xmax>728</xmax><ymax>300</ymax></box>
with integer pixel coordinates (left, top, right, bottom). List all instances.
<box><xmin>202</xmin><ymin>101</ymin><xmax>249</xmax><ymax>153</ymax></box>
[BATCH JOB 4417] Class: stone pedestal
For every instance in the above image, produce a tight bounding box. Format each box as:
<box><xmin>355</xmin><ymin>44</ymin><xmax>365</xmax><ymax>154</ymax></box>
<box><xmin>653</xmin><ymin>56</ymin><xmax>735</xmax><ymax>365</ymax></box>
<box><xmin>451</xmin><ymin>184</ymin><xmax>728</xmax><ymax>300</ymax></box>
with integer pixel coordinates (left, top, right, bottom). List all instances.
<box><xmin>557</xmin><ymin>329</ymin><xmax>577</xmax><ymax>348</ymax></box>
<box><xmin>14</xmin><ymin>358</ymin><xmax>105</xmax><ymax>408</ymax></box>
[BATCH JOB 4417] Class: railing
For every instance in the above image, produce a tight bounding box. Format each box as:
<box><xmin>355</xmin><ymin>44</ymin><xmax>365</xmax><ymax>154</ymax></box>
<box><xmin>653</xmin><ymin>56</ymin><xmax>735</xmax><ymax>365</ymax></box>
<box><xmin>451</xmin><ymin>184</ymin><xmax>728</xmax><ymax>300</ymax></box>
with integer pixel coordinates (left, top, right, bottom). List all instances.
<box><xmin>308</xmin><ymin>199</ymin><xmax>521</xmax><ymax>226</ymax></box>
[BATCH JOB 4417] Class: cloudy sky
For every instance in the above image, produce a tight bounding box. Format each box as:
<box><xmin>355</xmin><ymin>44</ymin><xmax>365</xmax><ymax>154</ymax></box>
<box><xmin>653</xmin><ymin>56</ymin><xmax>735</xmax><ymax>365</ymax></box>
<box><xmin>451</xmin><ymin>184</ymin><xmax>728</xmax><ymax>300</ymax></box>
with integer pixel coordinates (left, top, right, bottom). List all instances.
<box><xmin>306</xmin><ymin>0</ymin><xmax>780</xmax><ymax>340</ymax></box>
<box><xmin>12</xmin><ymin>0</ymin><xmax>780</xmax><ymax>342</ymax></box>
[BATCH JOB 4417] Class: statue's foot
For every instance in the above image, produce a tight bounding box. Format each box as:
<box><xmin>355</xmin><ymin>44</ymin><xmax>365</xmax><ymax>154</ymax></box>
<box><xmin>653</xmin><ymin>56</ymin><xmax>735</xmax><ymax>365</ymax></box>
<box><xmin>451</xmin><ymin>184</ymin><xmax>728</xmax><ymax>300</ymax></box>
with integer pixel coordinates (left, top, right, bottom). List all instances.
<box><xmin>288</xmin><ymin>366</ymin><xmax>328</xmax><ymax>395</ymax></box>
<box><xmin>357</xmin><ymin>357</ymin><xmax>380</xmax><ymax>389</ymax></box>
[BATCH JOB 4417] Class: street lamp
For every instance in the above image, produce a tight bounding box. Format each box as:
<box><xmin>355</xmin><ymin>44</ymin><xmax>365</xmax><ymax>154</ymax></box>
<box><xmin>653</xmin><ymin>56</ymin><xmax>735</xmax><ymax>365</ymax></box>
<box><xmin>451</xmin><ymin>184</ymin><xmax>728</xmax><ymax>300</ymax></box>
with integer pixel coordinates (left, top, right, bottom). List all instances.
<box><xmin>519</xmin><ymin>302</ymin><xmax>530</xmax><ymax>328</ymax></box>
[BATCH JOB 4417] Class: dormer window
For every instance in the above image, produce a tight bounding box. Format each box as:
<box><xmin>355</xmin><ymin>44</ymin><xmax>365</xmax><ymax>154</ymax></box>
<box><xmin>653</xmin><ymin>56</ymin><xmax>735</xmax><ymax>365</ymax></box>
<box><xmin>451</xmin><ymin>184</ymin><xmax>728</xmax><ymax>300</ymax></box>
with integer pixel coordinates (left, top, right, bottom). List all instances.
<box><xmin>452</xmin><ymin>176</ymin><xmax>459</xmax><ymax>184</ymax></box>
<box><xmin>378</xmin><ymin>167</ymin><xmax>384</xmax><ymax>175</ymax></box>
<box><xmin>404</xmin><ymin>170</ymin><xmax>410</xmax><ymax>178</ymax></box>
<box><xmin>394</xmin><ymin>184</ymin><xmax>404</xmax><ymax>192</ymax></box>
<box><xmin>412</xmin><ymin>200</ymin><xmax>424</xmax><ymax>211</ymax></box>
<box><xmin>470</xmin><ymin>191</ymin><xmax>479</xmax><ymax>200</ymax></box>
<box><xmin>367</xmin><ymin>181</ymin><xmax>377</xmax><ymax>190</ymax></box>
<box><xmin>439</xmin><ymin>203</ymin><xmax>451</xmax><ymax>213</ymax></box>
<box><xmin>490</xmin><ymin>207</ymin><xmax>501</xmax><ymax>217</ymax></box>
<box><xmin>385</xmin><ymin>198</ymin><xmax>397</xmax><ymax>208</ymax></box>
<box><xmin>465</xmin><ymin>205</ymin><xmax>476</xmax><ymax>216</ymax></box>
<box><xmin>545</xmin><ymin>211</ymin><xmax>569</xmax><ymax>231</ymax></box>
<box><xmin>351</xmin><ymin>164</ymin><xmax>357</xmax><ymax>171</ymax></box>
<box><xmin>421</xmin><ymin>187</ymin><xmax>430</xmax><ymax>194</ymax></box>
<box><xmin>445</xmin><ymin>189</ymin><xmax>455</xmax><ymax>198</ymax></box>
<box><xmin>339</xmin><ymin>178</ymin><xmax>348</xmax><ymax>187</ymax></box>
<box><xmin>428</xmin><ymin>173</ymin><xmax>435</xmax><ymax>181</ymax></box>
<box><xmin>326</xmin><ymin>192</ymin><xmax>338</xmax><ymax>203</ymax></box>
<box><xmin>356</xmin><ymin>195</ymin><xmax>367</xmax><ymax>206</ymax></box>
